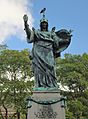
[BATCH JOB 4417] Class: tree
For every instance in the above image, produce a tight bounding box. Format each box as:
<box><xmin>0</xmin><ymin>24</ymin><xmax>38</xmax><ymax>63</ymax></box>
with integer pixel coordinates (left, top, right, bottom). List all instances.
<box><xmin>56</xmin><ymin>53</ymin><xmax>88</xmax><ymax>119</ymax></box>
<box><xmin>0</xmin><ymin>49</ymin><xmax>33</xmax><ymax>119</ymax></box>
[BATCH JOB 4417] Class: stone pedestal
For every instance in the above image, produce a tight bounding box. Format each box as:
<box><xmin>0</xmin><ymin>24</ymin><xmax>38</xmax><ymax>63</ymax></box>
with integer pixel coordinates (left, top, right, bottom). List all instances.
<box><xmin>27</xmin><ymin>90</ymin><xmax>66</xmax><ymax>119</ymax></box>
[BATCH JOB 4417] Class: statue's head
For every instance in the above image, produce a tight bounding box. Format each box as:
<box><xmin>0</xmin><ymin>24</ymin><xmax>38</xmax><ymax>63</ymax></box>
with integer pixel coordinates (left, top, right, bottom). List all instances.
<box><xmin>40</xmin><ymin>8</ymin><xmax>48</xmax><ymax>31</ymax></box>
<box><xmin>40</xmin><ymin>18</ymin><xmax>48</xmax><ymax>31</ymax></box>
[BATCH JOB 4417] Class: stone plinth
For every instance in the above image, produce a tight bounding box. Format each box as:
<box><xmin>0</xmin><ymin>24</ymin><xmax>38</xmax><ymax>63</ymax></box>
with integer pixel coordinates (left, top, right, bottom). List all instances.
<box><xmin>27</xmin><ymin>90</ymin><xmax>66</xmax><ymax>119</ymax></box>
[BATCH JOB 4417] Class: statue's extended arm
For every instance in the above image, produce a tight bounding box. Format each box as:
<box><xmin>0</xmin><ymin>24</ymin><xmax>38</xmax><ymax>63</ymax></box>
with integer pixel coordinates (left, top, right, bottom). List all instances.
<box><xmin>23</xmin><ymin>14</ymin><xmax>34</xmax><ymax>43</ymax></box>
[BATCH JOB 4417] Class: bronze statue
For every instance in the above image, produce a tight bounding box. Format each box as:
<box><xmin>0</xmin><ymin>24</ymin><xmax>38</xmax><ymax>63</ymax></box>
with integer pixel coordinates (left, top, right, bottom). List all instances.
<box><xmin>23</xmin><ymin>8</ymin><xmax>72</xmax><ymax>90</ymax></box>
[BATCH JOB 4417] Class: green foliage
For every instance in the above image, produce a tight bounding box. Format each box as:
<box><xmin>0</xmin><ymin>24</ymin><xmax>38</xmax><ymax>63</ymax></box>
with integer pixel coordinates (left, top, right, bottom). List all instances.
<box><xmin>0</xmin><ymin>49</ymin><xmax>33</xmax><ymax>118</ymax></box>
<box><xmin>56</xmin><ymin>53</ymin><xmax>88</xmax><ymax>119</ymax></box>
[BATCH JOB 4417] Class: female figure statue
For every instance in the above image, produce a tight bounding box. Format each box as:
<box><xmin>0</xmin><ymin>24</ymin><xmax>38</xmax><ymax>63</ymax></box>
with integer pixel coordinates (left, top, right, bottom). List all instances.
<box><xmin>23</xmin><ymin>8</ymin><xmax>72</xmax><ymax>89</ymax></box>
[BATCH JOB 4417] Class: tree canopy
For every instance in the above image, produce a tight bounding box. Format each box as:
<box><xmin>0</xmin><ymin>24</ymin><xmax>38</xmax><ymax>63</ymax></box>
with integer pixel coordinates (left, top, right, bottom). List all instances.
<box><xmin>0</xmin><ymin>49</ymin><xmax>33</xmax><ymax>119</ymax></box>
<box><xmin>56</xmin><ymin>53</ymin><xmax>88</xmax><ymax>119</ymax></box>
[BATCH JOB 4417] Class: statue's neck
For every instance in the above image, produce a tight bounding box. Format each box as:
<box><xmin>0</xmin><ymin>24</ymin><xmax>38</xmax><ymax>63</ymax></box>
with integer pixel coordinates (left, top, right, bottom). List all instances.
<box><xmin>42</xmin><ymin>29</ymin><xmax>46</xmax><ymax>31</ymax></box>
<box><xmin>41</xmin><ymin>28</ymin><xmax>48</xmax><ymax>31</ymax></box>
<box><xmin>41</xmin><ymin>29</ymin><xmax>48</xmax><ymax>32</ymax></box>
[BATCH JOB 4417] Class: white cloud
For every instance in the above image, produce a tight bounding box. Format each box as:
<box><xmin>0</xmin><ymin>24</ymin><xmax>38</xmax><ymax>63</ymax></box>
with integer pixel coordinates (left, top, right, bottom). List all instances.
<box><xmin>0</xmin><ymin>0</ymin><xmax>34</xmax><ymax>44</ymax></box>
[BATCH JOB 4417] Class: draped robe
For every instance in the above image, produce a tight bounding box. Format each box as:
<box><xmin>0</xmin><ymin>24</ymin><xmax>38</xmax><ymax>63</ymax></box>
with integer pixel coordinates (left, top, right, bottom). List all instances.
<box><xmin>27</xmin><ymin>30</ymin><xmax>61</xmax><ymax>88</ymax></box>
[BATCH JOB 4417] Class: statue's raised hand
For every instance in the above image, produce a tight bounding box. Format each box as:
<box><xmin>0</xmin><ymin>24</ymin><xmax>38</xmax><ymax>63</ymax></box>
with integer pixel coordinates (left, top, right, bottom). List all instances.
<box><xmin>23</xmin><ymin>14</ymin><xmax>28</xmax><ymax>23</ymax></box>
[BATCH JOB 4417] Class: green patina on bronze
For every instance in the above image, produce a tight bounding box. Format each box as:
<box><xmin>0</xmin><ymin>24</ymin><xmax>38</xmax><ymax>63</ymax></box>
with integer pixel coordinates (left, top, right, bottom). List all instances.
<box><xmin>33</xmin><ymin>87</ymin><xmax>58</xmax><ymax>91</ymax></box>
<box><xmin>23</xmin><ymin>8</ymin><xmax>72</xmax><ymax>90</ymax></box>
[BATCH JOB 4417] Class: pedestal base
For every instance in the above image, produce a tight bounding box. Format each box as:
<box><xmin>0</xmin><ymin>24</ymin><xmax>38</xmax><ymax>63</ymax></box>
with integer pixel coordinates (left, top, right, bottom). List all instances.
<box><xmin>27</xmin><ymin>90</ymin><xmax>66</xmax><ymax>119</ymax></box>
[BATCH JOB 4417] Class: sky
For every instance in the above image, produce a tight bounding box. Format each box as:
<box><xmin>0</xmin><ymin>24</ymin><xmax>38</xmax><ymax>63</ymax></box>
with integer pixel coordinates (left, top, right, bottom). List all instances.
<box><xmin>0</xmin><ymin>0</ymin><xmax>88</xmax><ymax>56</ymax></box>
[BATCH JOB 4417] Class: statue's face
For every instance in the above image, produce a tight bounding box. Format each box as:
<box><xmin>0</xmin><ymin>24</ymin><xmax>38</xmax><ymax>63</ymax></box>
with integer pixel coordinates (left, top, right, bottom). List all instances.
<box><xmin>40</xmin><ymin>21</ymin><xmax>48</xmax><ymax>31</ymax></box>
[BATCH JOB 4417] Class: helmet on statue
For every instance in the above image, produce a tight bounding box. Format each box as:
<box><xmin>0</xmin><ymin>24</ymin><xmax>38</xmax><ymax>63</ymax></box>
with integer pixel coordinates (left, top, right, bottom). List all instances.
<box><xmin>40</xmin><ymin>8</ymin><xmax>48</xmax><ymax>31</ymax></box>
<box><xmin>40</xmin><ymin>18</ymin><xmax>48</xmax><ymax>24</ymax></box>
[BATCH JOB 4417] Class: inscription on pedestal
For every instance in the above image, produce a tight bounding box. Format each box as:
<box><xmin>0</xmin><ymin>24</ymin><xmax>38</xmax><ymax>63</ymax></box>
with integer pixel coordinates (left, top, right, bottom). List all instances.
<box><xmin>34</xmin><ymin>105</ymin><xmax>57</xmax><ymax>119</ymax></box>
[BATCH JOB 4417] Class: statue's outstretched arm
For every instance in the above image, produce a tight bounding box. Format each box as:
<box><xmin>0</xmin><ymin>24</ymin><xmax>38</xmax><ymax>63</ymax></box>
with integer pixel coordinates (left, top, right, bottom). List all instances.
<box><xmin>23</xmin><ymin>14</ymin><xmax>31</xmax><ymax>37</ymax></box>
<box><xmin>23</xmin><ymin>14</ymin><xmax>34</xmax><ymax>43</ymax></box>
